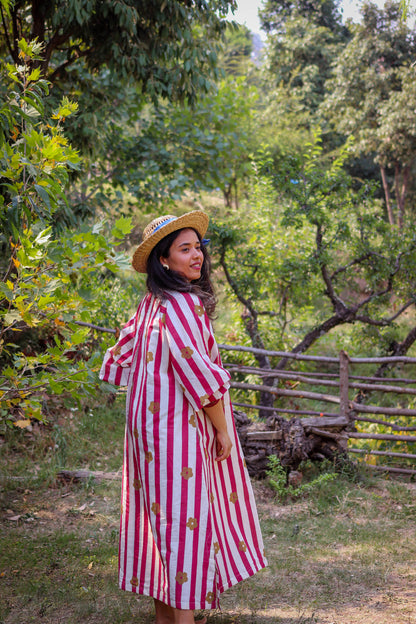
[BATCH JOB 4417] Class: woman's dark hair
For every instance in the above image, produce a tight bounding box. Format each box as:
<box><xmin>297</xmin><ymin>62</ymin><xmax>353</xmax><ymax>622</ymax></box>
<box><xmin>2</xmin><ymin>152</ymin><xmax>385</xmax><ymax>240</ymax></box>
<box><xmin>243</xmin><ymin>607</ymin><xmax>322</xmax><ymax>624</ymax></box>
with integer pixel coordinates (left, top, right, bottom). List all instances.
<box><xmin>146</xmin><ymin>228</ymin><xmax>217</xmax><ymax>318</ymax></box>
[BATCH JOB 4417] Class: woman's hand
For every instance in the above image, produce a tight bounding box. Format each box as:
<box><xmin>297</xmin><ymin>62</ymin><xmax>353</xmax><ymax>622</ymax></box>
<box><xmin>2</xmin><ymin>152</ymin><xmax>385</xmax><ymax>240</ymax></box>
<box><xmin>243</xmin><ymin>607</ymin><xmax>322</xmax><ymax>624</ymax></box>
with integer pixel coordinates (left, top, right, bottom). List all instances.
<box><xmin>203</xmin><ymin>400</ymin><xmax>232</xmax><ymax>461</ymax></box>
<box><xmin>215</xmin><ymin>429</ymin><xmax>232</xmax><ymax>462</ymax></box>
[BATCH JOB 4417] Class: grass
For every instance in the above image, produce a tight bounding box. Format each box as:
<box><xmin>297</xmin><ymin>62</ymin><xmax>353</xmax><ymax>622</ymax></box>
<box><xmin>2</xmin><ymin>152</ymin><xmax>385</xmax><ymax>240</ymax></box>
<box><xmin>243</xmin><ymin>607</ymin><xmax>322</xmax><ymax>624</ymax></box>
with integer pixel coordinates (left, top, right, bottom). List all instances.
<box><xmin>1</xmin><ymin>396</ymin><xmax>416</xmax><ymax>624</ymax></box>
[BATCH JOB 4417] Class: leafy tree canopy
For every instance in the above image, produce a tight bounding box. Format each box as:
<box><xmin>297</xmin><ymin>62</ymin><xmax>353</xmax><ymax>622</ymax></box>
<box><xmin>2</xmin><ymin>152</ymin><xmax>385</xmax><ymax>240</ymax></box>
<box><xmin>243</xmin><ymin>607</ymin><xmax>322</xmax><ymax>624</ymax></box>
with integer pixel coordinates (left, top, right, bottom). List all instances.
<box><xmin>322</xmin><ymin>0</ymin><xmax>416</xmax><ymax>227</ymax></box>
<box><xmin>260</xmin><ymin>0</ymin><xmax>350</xmax><ymax>115</ymax></box>
<box><xmin>0</xmin><ymin>0</ymin><xmax>236</xmax><ymax>103</ymax></box>
<box><xmin>259</xmin><ymin>0</ymin><xmax>347</xmax><ymax>35</ymax></box>
<box><xmin>217</xmin><ymin>22</ymin><xmax>254</xmax><ymax>76</ymax></box>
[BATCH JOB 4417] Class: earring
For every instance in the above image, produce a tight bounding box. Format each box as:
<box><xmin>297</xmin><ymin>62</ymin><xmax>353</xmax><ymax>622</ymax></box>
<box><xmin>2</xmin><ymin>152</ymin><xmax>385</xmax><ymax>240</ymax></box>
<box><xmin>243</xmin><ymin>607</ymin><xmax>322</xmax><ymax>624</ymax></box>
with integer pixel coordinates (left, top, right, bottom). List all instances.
<box><xmin>162</xmin><ymin>264</ymin><xmax>169</xmax><ymax>270</ymax></box>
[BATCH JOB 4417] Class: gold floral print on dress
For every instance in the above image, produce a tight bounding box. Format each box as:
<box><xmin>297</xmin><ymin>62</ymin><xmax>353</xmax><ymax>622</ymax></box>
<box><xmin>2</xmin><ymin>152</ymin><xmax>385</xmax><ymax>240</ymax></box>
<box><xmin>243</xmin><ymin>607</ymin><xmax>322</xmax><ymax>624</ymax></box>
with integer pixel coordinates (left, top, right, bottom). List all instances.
<box><xmin>189</xmin><ymin>413</ymin><xmax>196</xmax><ymax>428</ymax></box>
<box><xmin>133</xmin><ymin>428</ymin><xmax>139</xmax><ymax>439</ymax></box>
<box><xmin>229</xmin><ymin>492</ymin><xmax>238</xmax><ymax>504</ymax></box>
<box><xmin>130</xmin><ymin>576</ymin><xmax>139</xmax><ymax>587</ymax></box>
<box><xmin>133</xmin><ymin>479</ymin><xmax>141</xmax><ymax>490</ymax></box>
<box><xmin>148</xmin><ymin>401</ymin><xmax>160</xmax><ymax>414</ymax></box>
<box><xmin>205</xmin><ymin>592</ymin><xmax>215</xmax><ymax>603</ymax></box>
<box><xmin>151</xmin><ymin>502</ymin><xmax>160</xmax><ymax>515</ymax></box>
<box><xmin>213</xmin><ymin>542</ymin><xmax>220</xmax><ymax>554</ymax></box>
<box><xmin>180</xmin><ymin>346</ymin><xmax>194</xmax><ymax>359</ymax></box>
<box><xmin>180</xmin><ymin>467</ymin><xmax>193</xmax><ymax>480</ymax></box>
<box><xmin>194</xmin><ymin>304</ymin><xmax>204</xmax><ymax>316</ymax></box>
<box><xmin>145</xmin><ymin>451</ymin><xmax>153</xmax><ymax>463</ymax></box>
<box><xmin>175</xmin><ymin>571</ymin><xmax>188</xmax><ymax>585</ymax></box>
<box><xmin>200</xmin><ymin>393</ymin><xmax>210</xmax><ymax>405</ymax></box>
<box><xmin>186</xmin><ymin>517</ymin><xmax>198</xmax><ymax>530</ymax></box>
<box><xmin>146</xmin><ymin>352</ymin><xmax>154</xmax><ymax>363</ymax></box>
<box><xmin>238</xmin><ymin>541</ymin><xmax>247</xmax><ymax>552</ymax></box>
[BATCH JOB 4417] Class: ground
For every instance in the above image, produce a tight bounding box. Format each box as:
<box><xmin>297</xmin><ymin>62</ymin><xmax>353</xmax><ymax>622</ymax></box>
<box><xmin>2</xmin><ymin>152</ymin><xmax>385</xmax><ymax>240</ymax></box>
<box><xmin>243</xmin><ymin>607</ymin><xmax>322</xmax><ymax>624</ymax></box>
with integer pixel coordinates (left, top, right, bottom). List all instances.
<box><xmin>1</xmin><ymin>473</ymin><xmax>415</xmax><ymax>624</ymax></box>
<box><xmin>1</xmin><ymin>403</ymin><xmax>415</xmax><ymax>623</ymax></box>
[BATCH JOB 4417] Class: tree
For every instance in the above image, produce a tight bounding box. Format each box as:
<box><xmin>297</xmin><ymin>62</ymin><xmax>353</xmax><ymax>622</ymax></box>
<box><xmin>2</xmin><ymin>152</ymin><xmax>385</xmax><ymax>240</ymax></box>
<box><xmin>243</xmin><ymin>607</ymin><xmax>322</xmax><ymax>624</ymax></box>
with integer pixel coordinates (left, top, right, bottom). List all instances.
<box><xmin>260</xmin><ymin>0</ymin><xmax>350</xmax><ymax>115</ymax></box>
<box><xmin>213</xmin><ymin>132</ymin><xmax>416</xmax><ymax>378</ymax></box>
<box><xmin>217</xmin><ymin>22</ymin><xmax>254</xmax><ymax>76</ymax></box>
<box><xmin>0</xmin><ymin>0</ymin><xmax>235</xmax><ymax>103</ymax></box>
<box><xmin>322</xmin><ymin>0</ymin><xmax>416</xmax><ymax>227</ymax></box>
<box><xmin>64</xmin><ymin>76</ymin><xmax>258</xmax><ymax>216</ymax></box>
<box><xmin>0</xmin><ymin>1</ymin><xmax>238</xmax><ymax>227</ymax></box>
<box><xmin>0</xmin><ymin>40</ymin><xmax>135</xmax><ymax>428</ymax></box>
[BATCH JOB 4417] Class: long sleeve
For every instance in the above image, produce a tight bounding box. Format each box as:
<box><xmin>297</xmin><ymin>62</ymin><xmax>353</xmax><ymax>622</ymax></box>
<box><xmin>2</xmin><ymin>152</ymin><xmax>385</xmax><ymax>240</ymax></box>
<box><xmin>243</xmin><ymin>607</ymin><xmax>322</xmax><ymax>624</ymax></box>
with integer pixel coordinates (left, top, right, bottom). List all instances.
<box><xmin>99</xmin><ymin>314</ymin><xmax>137</xmax><ymax>386</ymax></box>
<box><xmin>162</xmin><ymin>292</ymin><xmax>230</xmax><ymax>413</ymax></box>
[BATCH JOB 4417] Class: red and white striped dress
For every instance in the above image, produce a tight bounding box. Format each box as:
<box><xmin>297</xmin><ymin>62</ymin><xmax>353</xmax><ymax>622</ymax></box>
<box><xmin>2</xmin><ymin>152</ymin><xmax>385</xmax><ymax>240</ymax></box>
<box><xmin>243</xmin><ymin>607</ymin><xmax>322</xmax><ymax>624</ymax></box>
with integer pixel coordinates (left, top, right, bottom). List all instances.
<box><xmin>100</xmin><ymin>291</ymin><xmax>267</xmax><ymax>610</ymax></box>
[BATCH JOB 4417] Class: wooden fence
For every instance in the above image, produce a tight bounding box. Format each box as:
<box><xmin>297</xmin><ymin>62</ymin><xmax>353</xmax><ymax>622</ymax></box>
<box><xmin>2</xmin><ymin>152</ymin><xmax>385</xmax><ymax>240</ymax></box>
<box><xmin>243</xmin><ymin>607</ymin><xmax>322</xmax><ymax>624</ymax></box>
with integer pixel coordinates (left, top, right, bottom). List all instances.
<box><xmin>219</xmin><ymin>344</ymin><xmax>416</xmax><ymax>476</ymax></box>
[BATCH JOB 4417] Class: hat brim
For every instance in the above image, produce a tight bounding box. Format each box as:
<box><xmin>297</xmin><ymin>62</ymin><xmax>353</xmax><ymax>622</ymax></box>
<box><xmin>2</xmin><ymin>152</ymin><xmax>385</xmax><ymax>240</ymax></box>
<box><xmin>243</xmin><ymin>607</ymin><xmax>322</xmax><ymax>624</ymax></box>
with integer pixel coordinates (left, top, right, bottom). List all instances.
<box><xmin>132</xmin><ymin>211</ymin><xmax>210</xmax><ymax>273</ymax></box>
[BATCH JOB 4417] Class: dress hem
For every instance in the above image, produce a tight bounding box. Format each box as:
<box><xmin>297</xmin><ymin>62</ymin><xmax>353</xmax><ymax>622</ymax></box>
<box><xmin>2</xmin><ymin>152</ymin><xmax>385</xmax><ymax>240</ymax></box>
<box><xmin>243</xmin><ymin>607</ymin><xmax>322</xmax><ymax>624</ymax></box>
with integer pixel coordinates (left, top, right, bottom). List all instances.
<box><xmin>118</xmin><ymin>559</ymin><xmax>268</xmax><ymax>610</ymax></box>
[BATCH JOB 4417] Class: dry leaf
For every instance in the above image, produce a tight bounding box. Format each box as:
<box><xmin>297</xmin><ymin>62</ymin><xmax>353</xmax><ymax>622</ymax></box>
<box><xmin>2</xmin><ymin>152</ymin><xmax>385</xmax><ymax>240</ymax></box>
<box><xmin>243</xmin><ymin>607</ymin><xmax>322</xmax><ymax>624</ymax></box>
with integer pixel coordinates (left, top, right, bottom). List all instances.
<box><xmin>14</xmin><ymin>419</ymin><xmax>31</xmax><ymax>429</ymax></box>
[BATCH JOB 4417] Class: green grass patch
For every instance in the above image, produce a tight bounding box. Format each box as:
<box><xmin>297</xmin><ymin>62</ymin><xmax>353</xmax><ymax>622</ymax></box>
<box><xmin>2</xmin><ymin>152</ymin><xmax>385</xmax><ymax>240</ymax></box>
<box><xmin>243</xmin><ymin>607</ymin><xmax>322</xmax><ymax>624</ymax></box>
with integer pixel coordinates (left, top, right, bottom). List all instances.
<box><xmin>1</xmin><ymin>399</ymin><xmax>416</xmax><ymax>624</ymax></box>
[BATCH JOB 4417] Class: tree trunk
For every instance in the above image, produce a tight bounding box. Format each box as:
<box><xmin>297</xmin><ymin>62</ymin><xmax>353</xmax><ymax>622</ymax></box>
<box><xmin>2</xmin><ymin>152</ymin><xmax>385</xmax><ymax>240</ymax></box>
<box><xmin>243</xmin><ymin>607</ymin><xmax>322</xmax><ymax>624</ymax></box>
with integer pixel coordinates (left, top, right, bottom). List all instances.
<box><xmin>394</xmin><ymin>163</ymin><xmax>410</xmax><ymax>229</ymax></box>
<box><xmin>380</xmin><ymin>165</ymin><xmax>395</xmax><ymax>226</ymax></box>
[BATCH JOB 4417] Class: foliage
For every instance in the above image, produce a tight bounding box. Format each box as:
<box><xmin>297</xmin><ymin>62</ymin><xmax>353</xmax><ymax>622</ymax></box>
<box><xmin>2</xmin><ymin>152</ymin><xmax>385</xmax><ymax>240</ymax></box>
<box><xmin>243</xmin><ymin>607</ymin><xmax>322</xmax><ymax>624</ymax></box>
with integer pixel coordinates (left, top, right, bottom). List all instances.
<box><xmin>322</xmin><ymin>0</ymin><xmax>416</xmax><ymax>227</ymax></box>
<box><xmin>213</xmin><ymin>131</ymin><xmax>416</xmax><ymax>360</ymax></box>
<box><xmin>81</xmin><ymin>77</ymin><xmax>258</xmax><ymax>213</ymax></box>
<box><xmin>260</xmin><ymin>0</ymin><xmax>347</xmax><ymax>34</ymax></box>
<box><xmin>217</xmin><ymin>22</ymin><xmax>254</xmax><ymax>76</ymax></box>
<box><xmin>0</xmin><ymin>1</ymin><xmax>240</xmax><ymax>226</ymax></box>
<box><xmin>0</xmin><ymin>40</ymin><xmax>134</xmax><ymax>429</ymax></box>
<box><xmin>266</xmin><ymin>455</ymin><xmax>338</xmax><ymax>501</ymax></box>
<box><xmin>260</xmin><ymin>0</ymin><xmax>350</xmax><ymax>115</ymax></box>
<box><xmin>0</xmin><ymin>0</ymin><xmax>236</xmax><ymax>104</ymax></box>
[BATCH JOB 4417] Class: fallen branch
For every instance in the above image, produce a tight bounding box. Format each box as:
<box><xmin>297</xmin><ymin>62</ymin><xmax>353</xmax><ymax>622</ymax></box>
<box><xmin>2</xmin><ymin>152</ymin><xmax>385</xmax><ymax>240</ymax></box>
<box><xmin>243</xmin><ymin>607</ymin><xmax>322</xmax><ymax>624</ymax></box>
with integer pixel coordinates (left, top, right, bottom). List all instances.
<box><xmin>57</xmin><ymin>469</ymin><xmax>120</xmax><ymax>482</ymax></box>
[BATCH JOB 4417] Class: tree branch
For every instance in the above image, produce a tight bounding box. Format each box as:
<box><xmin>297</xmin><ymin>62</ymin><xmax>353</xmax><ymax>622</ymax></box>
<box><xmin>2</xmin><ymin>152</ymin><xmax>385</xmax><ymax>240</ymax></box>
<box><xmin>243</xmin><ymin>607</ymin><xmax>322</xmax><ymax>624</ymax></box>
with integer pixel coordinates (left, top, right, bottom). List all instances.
<box><xmin>0</xmin><ymin>5</ymin><xmax>16</xmax><ymax>62</ymax></box>
<box><xmin>11</xmin><ymin>4</ymin><xmax>20</xmax><ymax>61</ymax></box>
<box><xmin>48</xmin><ymin>47</ymin><xmax>90</xmax><ymax>81</ymax></box>
<box><xmin>330</xmin><ymin>253</ymin><xmax>372</xmax><ymax>279</ymax></box>
<box><xmin>355</xmin><ymin>299</ymin><xmax>415</xmax><ymax>326</ymax></box>
<box><xmin>316</xmin><ymin>224</ymin><xmax>348</xmax><ymax>314</ymax></box>
<box><xmin>42</xmin><ymin>31</ymin><xmax>72</xmax><ymax>73</ymax></box>
<box><xmin>220</xmin><ymin>246</ymin><xmax>275</xmax><ymax>412</ymax></box>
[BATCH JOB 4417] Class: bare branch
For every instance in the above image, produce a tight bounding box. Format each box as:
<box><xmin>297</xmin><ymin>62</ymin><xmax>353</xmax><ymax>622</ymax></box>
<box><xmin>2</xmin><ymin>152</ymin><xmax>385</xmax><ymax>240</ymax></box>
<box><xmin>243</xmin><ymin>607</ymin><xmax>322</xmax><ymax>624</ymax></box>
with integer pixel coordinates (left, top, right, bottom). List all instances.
<box><xmin>330</xmin><ymin>253</ymin><xmax>372</xmax><ymax>279</ymax></box>
<box><xmin>257</xmin><ymin>310</ymin><xmax>279</xmax><ymax>317</ymax></box>
<box><xmin>355</xmin><ymin>299</ymin><xmax>415</xmax><ymax>326</ymax></box>
<box><xmin>316</xmin><ymin>224</ymin><xmax>347</xmax><ymax>313</ymax></box>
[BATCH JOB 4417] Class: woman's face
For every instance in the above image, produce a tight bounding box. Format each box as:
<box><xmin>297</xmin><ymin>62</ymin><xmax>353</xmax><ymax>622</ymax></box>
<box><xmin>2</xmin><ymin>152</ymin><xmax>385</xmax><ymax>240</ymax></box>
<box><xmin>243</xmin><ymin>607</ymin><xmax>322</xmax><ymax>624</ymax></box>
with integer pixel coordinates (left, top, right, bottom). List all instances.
<box><xmin>160</xmin><ymin>229</ymin><xmax>204</xmax><ymax>282</ymax></box>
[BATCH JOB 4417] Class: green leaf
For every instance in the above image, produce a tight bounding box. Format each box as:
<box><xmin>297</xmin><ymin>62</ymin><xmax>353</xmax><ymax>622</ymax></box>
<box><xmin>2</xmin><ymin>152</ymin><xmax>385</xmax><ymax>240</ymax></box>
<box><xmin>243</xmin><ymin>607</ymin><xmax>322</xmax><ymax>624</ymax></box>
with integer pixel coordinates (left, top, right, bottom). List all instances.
<box><xmin>112</xmin><ymin>216</ymin><xmax>133</xmax><ymax>238</ymax></box>
<box><xmin>34</xmin><ymin>184</ymin><xmax>51</xmax><ymax>209</ymax></box>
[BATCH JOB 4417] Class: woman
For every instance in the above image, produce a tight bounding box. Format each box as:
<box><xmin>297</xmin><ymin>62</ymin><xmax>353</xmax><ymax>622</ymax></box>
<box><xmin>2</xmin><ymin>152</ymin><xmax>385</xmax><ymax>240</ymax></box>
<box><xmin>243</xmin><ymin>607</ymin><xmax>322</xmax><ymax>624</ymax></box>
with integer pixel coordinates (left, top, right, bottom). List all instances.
<box><xmin>100</xmin><ymin>211</ymin><xmax>267</xmax><ymax>624</ymax></box>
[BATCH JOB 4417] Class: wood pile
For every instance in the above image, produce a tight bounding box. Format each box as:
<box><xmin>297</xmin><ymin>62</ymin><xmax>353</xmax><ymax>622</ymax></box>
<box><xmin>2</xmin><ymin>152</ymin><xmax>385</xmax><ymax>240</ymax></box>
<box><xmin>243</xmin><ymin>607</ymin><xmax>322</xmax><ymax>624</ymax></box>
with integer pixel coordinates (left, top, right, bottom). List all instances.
<box><xmin>234</xmin><ymin>409</ymin><xmax>350</xmax><ymax>477</ymax></box>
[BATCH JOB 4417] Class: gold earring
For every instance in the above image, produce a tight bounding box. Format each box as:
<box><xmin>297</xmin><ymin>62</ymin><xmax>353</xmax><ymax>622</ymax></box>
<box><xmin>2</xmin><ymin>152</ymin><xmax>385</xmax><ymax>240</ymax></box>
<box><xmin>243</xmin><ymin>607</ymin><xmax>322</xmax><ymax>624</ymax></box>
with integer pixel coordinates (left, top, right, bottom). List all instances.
<box><xmin>162</xmin><ymin>264</ymin><xmax>169</xmax><ymax>270</ymax></box>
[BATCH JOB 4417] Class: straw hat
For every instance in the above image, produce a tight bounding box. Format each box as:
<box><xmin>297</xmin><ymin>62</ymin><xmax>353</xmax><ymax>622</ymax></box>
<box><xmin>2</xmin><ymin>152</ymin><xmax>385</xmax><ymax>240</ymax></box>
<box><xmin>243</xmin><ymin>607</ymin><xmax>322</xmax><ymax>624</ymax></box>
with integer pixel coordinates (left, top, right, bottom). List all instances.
<box><xmin>132</xmin><ymin>210</ymin><xmax>209</xmax><ymax>273</ymax></box>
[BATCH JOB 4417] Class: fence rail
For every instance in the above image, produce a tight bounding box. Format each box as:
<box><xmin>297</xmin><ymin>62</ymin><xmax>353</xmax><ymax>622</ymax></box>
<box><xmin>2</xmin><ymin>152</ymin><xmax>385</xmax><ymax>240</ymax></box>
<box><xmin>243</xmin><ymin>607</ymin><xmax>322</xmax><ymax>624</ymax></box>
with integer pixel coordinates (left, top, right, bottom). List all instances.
<box><xmin>219</xmin><ymin>344</ymin><xmax>416</xmax><ymax>476</ymax></box>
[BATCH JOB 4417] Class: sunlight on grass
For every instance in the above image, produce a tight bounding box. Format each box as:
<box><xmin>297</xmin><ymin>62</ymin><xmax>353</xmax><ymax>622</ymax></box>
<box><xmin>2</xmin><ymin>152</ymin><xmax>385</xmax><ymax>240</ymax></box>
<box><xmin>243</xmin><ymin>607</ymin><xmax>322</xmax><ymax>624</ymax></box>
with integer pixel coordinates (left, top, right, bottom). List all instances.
<box><xmin>1</xmin><ymin>401</ymin><xmax>415</xmax><ymax>624</ymax></box>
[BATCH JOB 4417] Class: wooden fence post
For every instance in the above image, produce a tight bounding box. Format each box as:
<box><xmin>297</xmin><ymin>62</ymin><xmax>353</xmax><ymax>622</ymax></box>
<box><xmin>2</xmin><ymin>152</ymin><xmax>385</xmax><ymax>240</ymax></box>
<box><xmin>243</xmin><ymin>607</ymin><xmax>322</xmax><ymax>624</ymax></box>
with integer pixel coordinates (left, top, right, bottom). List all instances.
<box><xmin>339</xmin><ymin>350</ymin><xmax>350</xmax><ymax>449</ymax></box>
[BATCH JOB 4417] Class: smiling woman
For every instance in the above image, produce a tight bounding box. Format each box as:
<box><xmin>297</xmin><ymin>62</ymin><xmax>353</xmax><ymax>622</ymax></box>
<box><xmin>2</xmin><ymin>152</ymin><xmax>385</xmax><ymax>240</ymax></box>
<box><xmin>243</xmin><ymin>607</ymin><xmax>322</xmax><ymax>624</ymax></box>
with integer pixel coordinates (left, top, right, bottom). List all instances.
<box><xmin>160</xmin><ymin>229</ymin><xmax>204</xmax><ymax>282</ymax></box>
<box><xmin>99</xmin><ymin>211</ymin><xmax>267</xmax><ymax>624</ymax></box>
